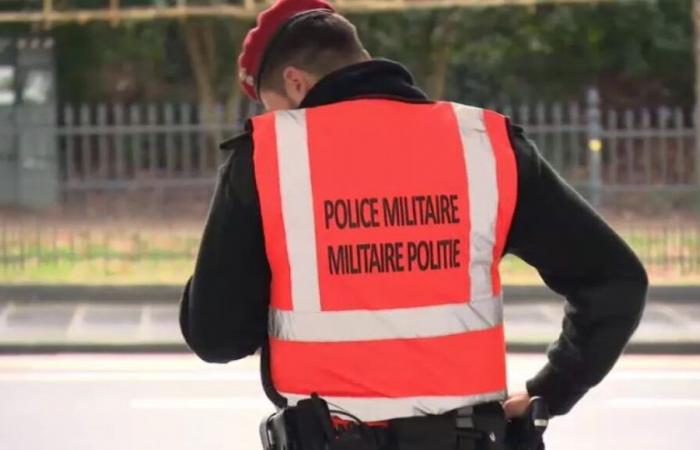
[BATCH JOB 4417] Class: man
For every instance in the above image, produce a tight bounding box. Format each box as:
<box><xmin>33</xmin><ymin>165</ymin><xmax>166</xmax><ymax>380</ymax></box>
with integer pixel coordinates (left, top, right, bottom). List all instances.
<box><xmin>180</xmin><ymin>0</ymin><xmax>648</xmax><ymax>448</ymax></box>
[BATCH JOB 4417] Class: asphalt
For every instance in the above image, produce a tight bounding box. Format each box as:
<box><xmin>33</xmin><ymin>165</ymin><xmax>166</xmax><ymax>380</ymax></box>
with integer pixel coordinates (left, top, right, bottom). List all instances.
<box><xmin>0</xmin><ymin>285</ymin><xmax>698</xmax><ymax>353</ymax></box>
<box><xmin>1</xmin><ymin>353</ymin><xmax>698</xmax><ymax>450</ymax></box>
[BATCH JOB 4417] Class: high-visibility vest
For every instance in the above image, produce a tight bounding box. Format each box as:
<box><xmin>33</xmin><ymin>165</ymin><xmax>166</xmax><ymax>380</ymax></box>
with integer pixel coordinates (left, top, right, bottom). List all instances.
<box><xmin>251</xmin><ymin>99</ymin><xmax>518</xmax><ymax>422</ymax></box>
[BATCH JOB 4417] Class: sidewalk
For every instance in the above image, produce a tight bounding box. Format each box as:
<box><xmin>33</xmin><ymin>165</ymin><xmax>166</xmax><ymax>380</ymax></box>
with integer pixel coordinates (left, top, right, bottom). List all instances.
<box><xmin>0</xmin><ymin>286</ymin><xmax>698</xmax><ymax>353</ymax></box>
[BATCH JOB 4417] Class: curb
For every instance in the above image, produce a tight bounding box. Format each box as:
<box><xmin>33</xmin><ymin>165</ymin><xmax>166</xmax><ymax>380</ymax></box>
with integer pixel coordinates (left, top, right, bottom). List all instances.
<box><xmin>2</xmin><ymin>284</ymin><xmax>698</xmax><ymax>304</ymax></box>
<box><xmin>503</xmin><ymin>285</ymin><xmax>700</xmax><ymax>304</ymax></box>
<box><xmin>507</xmin><ymin>341</ymin><xmax>700</xmax><ymax>355</ymax></box>
<box><xmin>0</xmin><ymin>343</ymin><xmax>189</xmax><ymax>355</ymax></box>
<box><xmin>1</xmin><ymin>341</ymin><xmax>698</xmax><ymax>355</ymax></box>
<box><xmin>0</xmin><ymin>285</ymin><xmax>182</xmax><ymax>303</ymax></box>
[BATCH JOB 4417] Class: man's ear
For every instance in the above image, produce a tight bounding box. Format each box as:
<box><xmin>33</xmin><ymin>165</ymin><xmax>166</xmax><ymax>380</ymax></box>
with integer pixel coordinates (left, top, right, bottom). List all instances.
<box><xmin>282</xmin><ymin>66</ymin><xmax>316</xmax><ymax>105</ymax></box>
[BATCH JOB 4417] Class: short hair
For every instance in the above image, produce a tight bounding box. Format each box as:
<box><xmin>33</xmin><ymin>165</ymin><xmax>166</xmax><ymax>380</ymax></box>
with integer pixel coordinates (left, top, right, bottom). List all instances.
<box><xmin>257</xmin><ymin>12</ymin><xmax>368</xmax><ymax>95</ymax></box>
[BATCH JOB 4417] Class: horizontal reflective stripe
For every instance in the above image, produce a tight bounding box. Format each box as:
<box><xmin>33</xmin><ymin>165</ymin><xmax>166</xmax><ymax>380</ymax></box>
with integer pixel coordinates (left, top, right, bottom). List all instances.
<box><xmin>270</xmin><ymin>295</ymin><xmax>503</xmax><ymax>342</ymax></box>
<box><xmin>283</xmin><ymin>390</ymin><xmax>508</xmax><ymax>422</ymax></box>
<box><xmin>270</xmin><ymin>325</ymin><xmax>507</xmax><ymax>398</ymax></box>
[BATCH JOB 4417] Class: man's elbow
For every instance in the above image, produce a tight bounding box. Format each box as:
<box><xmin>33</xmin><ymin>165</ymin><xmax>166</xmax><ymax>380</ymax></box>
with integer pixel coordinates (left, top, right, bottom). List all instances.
<box><xmin>616</xmin><ymin>258</ymin><xmax>649</xmax><ymax>330</ymax></box>
<box><xmin>185</xmin><ymin>333</ymin><xmax>259</xmax><ymax>363</ymax></box>
<box><xmin>180</xmin><ymin>317</ymin><xmax>261</xmax><ymax>363</ymax></box>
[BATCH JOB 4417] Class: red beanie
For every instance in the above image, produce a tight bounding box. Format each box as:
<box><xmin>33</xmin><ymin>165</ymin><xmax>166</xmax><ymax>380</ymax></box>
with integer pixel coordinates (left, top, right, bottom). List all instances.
<box><xmin>238</xmin><ymin>0</ymin><xmax>336</xmax><ymax>100</ymax></box>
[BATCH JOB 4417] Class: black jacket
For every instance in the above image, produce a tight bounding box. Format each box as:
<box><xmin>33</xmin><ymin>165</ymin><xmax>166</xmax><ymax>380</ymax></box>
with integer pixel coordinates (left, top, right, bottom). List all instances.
<box><xmin>179</xmin><ymin>59</ymin><xmax>648</xmax><ymax>416</ymax></box>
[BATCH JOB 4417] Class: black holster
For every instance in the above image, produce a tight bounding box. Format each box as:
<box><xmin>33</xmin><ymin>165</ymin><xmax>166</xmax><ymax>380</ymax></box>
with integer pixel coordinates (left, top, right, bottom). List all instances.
<box><xmin>504</xmin><ymin>397</ymin><xmax>549</xmax><ymax>450</ymax></box>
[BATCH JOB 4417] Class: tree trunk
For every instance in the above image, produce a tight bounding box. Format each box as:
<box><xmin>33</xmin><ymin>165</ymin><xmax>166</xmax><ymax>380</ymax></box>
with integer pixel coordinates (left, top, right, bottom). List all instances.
<box><xmin>182</xmin><ymin>21</ymin><xmax>216</xmax><ymax>114</ymax></box>
<box><xmin>425</xmin><ymin>10</ymin><xmax>461</xmax><ymax>100</ymax></box>
<box><xmin>694</xmin><ymin>0</ymin><xmax>700</xmax><ymax>185</ymax></box>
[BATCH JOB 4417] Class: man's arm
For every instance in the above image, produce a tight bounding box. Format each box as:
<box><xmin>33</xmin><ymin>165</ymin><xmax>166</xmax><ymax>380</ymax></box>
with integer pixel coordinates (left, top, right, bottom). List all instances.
<box><xmin>505</xmin><ymin>123</ymin><xmax>648</xmax><ymax>416</ymax></box>
<box><xmin>179</xmin><ymin>134</ymin><xmax>270</xmax><ymax>363</ymax></box>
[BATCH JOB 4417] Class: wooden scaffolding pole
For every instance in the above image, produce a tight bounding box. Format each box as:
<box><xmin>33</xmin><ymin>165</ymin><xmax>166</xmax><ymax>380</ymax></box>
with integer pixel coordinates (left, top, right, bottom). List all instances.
<box><xmin>0</xmin><ymin>0</ymin><xmax>622</xmax><ymax>25</ymax></box>
<box><xmin>695</xmin><ymin>0</ymin><xmax>700</xmax><ymax>185</ymax></box>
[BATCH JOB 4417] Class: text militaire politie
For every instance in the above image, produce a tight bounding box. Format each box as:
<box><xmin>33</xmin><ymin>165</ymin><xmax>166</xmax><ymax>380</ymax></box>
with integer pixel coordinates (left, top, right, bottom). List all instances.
<box><xmin>322</xmin><ymin>194</ymin><xmax>464</xmax><ymax>275</ymax></box>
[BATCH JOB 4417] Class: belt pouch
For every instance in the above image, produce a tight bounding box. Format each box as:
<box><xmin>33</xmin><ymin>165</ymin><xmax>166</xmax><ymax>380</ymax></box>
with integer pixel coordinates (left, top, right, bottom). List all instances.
<box><xmin>388</xmin><ymin>415</ymin><xmax>459</xmax><ymax>450</ymax></box>
<box><xmin>285</xmin><ymin>398</ymin><xmax>335</xmax><ymax>450</ymax></box>
<box><xmin>472</xmin><ymin>407</ymin><xmax>507</xmax><ymax>450</ymax></box>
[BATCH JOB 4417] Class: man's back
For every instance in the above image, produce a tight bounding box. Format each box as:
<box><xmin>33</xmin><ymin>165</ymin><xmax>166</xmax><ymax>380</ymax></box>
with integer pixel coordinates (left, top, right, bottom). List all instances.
<box><xmin>180</xmin><ymin>57</ymin><xmax>647</xmax><ymax>420</ymax></box>
<box><xmin>180</xmin><ymin>3</ymin><xmax>647</xmax><ymax>443</ymax></box>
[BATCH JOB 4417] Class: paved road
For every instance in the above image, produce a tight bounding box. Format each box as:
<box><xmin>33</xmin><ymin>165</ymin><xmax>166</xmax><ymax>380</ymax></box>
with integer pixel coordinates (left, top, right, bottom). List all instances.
<box><xmin>3</xmin><ymin>298</ymin><xmax>699</xmax><ymax>352</ymax></box>
<box><xmin>0</xmin><ymin>354</ymin><xmax>698</xmax><ymax>450</ymax></box>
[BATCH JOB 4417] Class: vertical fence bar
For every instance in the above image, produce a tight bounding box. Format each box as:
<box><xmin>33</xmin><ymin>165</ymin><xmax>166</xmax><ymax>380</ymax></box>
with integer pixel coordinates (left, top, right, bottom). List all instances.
<box><xmin>624</xmin><ymin>110</ymin><xmax>635</xmax><ymax>184</ymax></box>
<box><xmin>501</xmin><ymin>103</ymin><xmax>513</xmax><ymax>120</ymax></box>
<box><xmin>568</xmin><ymin>102</ymin><xmax>581</xmax><ymax>180</ymax></box>
<box><xmin>34</xmin><ymin>221</ymin><xmax>41</xmax><ymax>269</ymax></box>
<box><xmin>64</xmin><ymin>105</ymin><xmax>75</xmax><ymax>183</ymax></box>
<box><xmin>80</xmin><ymin>104</ymin><xmax>91</xmax><ymax>180</ymax></box>
<box><xmin>164</xmin><ymin>103</ymin><xmax>176</xmax><ymax>178</ymax></box>
<box><xmin>197</xmin><ymin>104</ymin><xmax>208</xmax><ymax>174</ymax></box>
<box><xmin>658</xmin><ymin>107</ymin><xmax>670</xmax><ymax>184</ymax></box>
<box><xmin>129</xmin><ymin>105</ymin><xmax>143</xmax><ymax>180</ymax></box>
<box><xmin>552</xmin><ymin>103</ymin><xmax>564</xmax><ymax>173</ymax></box>
<box><xmin>674</xmin><ymin>108</ymin><xmax>686</xmax><ymax>184</ymax></box>
<box><xmin>181</xmin><ymin>103</ymin><xmax>193</xmax><ymax>176</ymax></box>
<box><xmin>103</xmin><ymin>231</ymin><xmax>110</xmax><ymax>276</ymax></box>
<box><xmin>214</xmin><ymin>103</ymin><xmax>225</xmax><ymax>166</ymax></box>
<box><xmin>1</xmin><ymin>222</ymin><xmax>6</xmax><ymax>275</ymax></box>
<box><xmin>19</xmin><ymin>222</ymin><xmax>25</xmax><ymax>272</ymax></box>
<box><xmin>114</xmin><ymin>104</ymin><xmax>126</xmax><ymax>180</ymax></box>
<box><xmin>586</xmin><ymin>88</ymin><xmax>603</xmax><ymax>209</ymax></box>
<box><xmin>607</xmin><ymin>109</ymin><xmax>618</xmax><ymax>186</ymax></box>
<box><xmin>147</xmin><ymin>103</ymin><xmax>158</xmax><ymax>177</ymax></box>
<box><xmin>52</xmin><ymin>227</ymin><xmax>58</xmax><ymax>266</ymax></box>
<box><xmin>641</xmin><ymin>109</ymin><xmax>652</xmax><ymax>186</ymax></box>
<box><xmin>97</xmin><ymin>103</ymin><xmax>109</xmax><ymax>180</ymax></box>
<box><xmin>535</xmin><ymin>102</ymin><xmax>547</xmax><ymax>162</ymax></box>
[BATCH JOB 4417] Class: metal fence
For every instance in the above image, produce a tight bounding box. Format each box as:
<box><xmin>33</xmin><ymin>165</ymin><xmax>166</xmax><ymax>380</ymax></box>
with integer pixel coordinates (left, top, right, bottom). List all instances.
<box><xmin>57</xmin><ymin>101</ymin><xmax>257</xmax><ymax>191</ymax></box>
<box><xmin>490</xmin><ymin>90</ymin><xmax>697</xmax><ymax>205</ymax></box>
<box><xmin>48</xmin><ymin>90</ymin><xmax>697</xmax><ymax>205</ymax></box>
<box><xmin>1</xmin><ymin>222</ymin><xmax>698</xmax><ymax>278</ymax></box>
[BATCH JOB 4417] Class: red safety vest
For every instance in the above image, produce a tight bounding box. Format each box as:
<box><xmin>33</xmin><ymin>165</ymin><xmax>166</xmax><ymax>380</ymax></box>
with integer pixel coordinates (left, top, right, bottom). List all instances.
<box><xmin>252</xmin><ymin>99</ymin><xmax>518</xmax><ymax>421</ymax></box>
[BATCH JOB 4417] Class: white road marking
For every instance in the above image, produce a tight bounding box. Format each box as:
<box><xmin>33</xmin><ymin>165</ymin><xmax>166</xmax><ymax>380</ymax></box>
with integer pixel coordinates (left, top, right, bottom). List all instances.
<box><xmin>130</xmin><ymin>397</ymin><xmax>272</xmax><ymax>410</ymax></box>
<box><xmin>0</xmin><ymin>371</ymin><xmax>259</xmax><ymax>382</ymax></box>
<box><xmin>66</xmin><ymin>305</ymin><xmax>87</xmax><ymax>337</ymax></box>
<box><xmin>610</xmin><ymin>371</ymin><xmax>700</xmax><ymax>381</ymax></box>
<box><xmin>608</xmin><ymin>398</ymin><xmax>700</xmax><ymax>409</ymax></box>
<box><xmin>1</xmin><ymin>369</ymin><xmax>700</xmax><ymax>383</ymax></box>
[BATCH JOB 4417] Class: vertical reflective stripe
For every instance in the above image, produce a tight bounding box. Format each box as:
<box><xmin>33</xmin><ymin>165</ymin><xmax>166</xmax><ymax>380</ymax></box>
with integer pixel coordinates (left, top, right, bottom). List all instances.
<box><xmin>275</xmin><ymin>110</ymin><xmax>321</xmax><ymax>312</ymax></box>
<box><xmin>452</xmin><ymin>104</ymin><xmax>498</xmax><ymax>301</ymax></box>
<box><xmin>484</xmin><ymin>110</ymin><xmax>519</xmax><ymax>296</ymax></box>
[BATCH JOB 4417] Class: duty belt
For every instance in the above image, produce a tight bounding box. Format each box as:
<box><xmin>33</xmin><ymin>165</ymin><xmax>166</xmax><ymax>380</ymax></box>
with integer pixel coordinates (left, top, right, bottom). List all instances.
<box><xmin>259</xmin><ymin>394</ymin><xmax>548</xmax><ymax>450</ymax></box>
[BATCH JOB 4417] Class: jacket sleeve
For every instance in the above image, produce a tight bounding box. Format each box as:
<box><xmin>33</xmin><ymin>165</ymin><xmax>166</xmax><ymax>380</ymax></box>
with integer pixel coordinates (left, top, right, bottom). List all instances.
<box><xmin>504</xmin><ymin>123</ymin><xmax>648</xmax><ymax>416</ymax></box>
<box><xmin>179</xmin><ymin>134</ymin><xmax>270</xmax><ymax>363</ymax></box>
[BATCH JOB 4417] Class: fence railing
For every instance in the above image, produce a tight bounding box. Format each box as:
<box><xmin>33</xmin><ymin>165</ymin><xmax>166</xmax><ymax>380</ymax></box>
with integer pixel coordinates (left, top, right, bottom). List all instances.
<box><xmin>489</xmin><ymin>90</ymin><xmax>697</xmax><ymax>205</ymax></box>
<box><xmin>56</xmin><ymin>102</ymin><xmax>254</xmax><ymax>191</ymax></box>
<box><xmin>1</xmin><ymin>222</ymin><xmax>699</xmax><ymax>280</ymax></box>
<box><xmin>0</xmin><ymin>90</ymin><xmax>697</xmax><ymax>209</ymax></box>
<box><xmin>58</xmin><ymin>92</ymin><xmax>697</xmax><ymax>195</ymax></box>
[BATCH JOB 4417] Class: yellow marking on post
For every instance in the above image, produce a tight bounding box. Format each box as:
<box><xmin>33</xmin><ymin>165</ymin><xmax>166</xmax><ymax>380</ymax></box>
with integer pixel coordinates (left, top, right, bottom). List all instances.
<box><xmin>589</xmin><ymin>139</ymin><xmax>603</xmax><ymax>152</ymax></box>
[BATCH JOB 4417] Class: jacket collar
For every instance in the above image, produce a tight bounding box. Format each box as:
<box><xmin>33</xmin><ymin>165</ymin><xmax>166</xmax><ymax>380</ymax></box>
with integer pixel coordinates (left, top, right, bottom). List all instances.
<box><xmin>221</xmin><ymin>59</ymin><xmax>428</xmax><ymax>150</ymax></box>
<box><xmin>300</xmin><ymin>58</ymin><xmax>429</xmax><ymax>108</ymax></box>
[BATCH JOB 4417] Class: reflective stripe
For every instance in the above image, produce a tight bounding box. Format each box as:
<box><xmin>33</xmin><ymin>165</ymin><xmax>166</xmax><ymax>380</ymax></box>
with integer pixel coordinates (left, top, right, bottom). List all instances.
<box><xmin>452</xmin><ymin>104</ymin><xmax>498</xmax><ymax>302</ymax></box>
<box><xmin>275</xmin><ymin>110</ymin><xmax>321</xmax><ymax>312</ymax></box>
<box><xmin>271</xmin><ymin>325</ymin><xmax>507</xmax><ymax>399</ymax></box>
<box><xmin>484</xmin><ymin>110</ymin><xmax>519</xmax><ymax>296</ymax></box>
<box><xmin>283</xmin><ymin>389</ymin><xmax>508</xmax><ymax>422</ymax></box>
<box><xmin>269</xmin><ymin>294</ymin><xmax>503</xmax><ymax>342</ymax></box>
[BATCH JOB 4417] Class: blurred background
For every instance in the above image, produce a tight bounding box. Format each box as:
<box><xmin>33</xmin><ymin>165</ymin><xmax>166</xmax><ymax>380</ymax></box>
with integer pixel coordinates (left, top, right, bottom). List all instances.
<box><xmin>0</xmin><ymin>1</ymin><xmax>698</xmax><ymax>449</ymax></box>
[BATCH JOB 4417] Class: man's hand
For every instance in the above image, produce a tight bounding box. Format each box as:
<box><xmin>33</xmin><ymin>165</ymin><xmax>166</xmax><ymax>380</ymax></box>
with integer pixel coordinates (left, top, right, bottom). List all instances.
<box><xmin>503</xmin><ymin>391</ymin><xmax>531</xmax><ymax>419</ymax></box>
